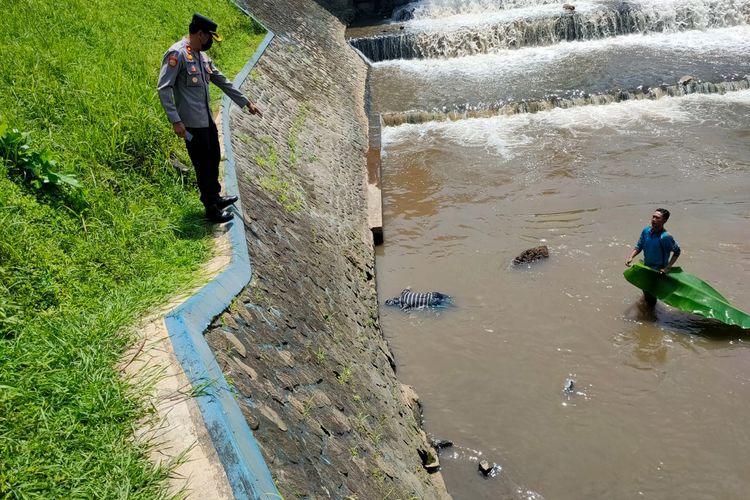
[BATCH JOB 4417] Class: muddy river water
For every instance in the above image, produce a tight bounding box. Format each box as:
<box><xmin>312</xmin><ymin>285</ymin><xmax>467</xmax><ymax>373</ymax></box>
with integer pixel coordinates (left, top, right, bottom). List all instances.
<box><xmin>356</xmin><ymin>0</ymin><xmax>750</xmax><ymax>498</ymax></box>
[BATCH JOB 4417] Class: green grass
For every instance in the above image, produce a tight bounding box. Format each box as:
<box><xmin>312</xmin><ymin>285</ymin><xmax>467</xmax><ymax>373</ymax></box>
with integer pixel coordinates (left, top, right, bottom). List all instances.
<box><xmin>0</xmin><ymin>0</ymin><xmax>265</xmax><ymax>497</ymax></box>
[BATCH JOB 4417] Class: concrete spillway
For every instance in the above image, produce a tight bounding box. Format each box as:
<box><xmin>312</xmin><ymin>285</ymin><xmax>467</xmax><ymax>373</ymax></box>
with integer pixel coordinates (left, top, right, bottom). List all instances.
<box><xmin>350</xmin><ymin>0</ymin><xmax>750</xmax><ymax>61</ymax></box>
<box><xmin>380</xmin><ymin>77</ymin><xmax>750</xmax><ymax>126</ymax></box>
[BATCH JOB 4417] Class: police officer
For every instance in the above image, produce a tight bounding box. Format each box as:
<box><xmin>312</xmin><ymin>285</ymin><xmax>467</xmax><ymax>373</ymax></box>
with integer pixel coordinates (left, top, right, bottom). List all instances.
<box><xmin>158</xmin><ymin>13</ymin><xmax>262</xmax><ymax>223</ymax></box>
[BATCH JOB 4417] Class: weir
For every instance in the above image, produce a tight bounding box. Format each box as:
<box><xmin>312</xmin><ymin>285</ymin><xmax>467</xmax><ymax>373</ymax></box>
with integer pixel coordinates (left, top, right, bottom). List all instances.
<box><xmin>349</xmin><ymin>0</ymin><xmax>750</xmax><ymax>61</ymax></box>
<box><xmin>369</xmin><ymin>25</ymin><xmax>750</xmax><ymax>118</ymax></box>
<box><xmin>380</xmin><ymin>77</ymin><xmax>750</xmax><ymax>125</ymax></box>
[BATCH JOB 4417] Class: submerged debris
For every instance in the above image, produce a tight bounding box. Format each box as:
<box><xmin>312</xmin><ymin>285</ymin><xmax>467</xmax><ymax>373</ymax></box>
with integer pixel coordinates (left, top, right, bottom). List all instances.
<box><xmin>431</xmin><ymin>438</ymin><xmax>454</xmax><ymax>450</ymax></box>
<box><xmin>478</xmin><ymin>460</ymin><xmax>494</xmax><ymax>476</ymax></box>
<box><xmin>563</xmin><ymin>378</ymin><xmax>576</xmax><ymax>394</ymax></box>
<box><xmin>679</xmin><ymin>75</ymin><xmax>695</xmax><ymax>85</ymax></box>
<box><xmin>513</xmin><ymin>245</ymin><xmax>550</xmax><ymax>266</ymax></box>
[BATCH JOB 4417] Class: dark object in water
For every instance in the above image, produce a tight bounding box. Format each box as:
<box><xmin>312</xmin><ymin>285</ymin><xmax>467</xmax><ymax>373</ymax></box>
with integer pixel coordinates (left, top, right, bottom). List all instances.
<box><xmin>563</xmin><ymin>3</ymin><xmax>576</xmax><ymax>11</ymax></box>
<box><xmin>478</xmin><ymin>460</ymin><xmax>493</xmax><ymax>476</ymax></box>
<box><xmin>393</xmin><ymin>6</ymin><xmax>415</xmax><ymax>22</ymax></box>
<box><xmin>385</xmin><ymin>288</ymin><xmax>451</xmax><ymax>310</ymax></box>
<box><xmin>512</xmin><ymin>245</ymin><xmax>549</xmax><ymax>265</ymax></box>
<box><xmin>679</xmin><ymin>75</ymin><xmax>695</xmax><ymax>85</ymax></box>
<box><xmin>563</xmin><ymin>378</ymin><xmax>576</xmax><ymax>394</ymax></box>
<box><xmin>431</xmin><ymin>438</ymin><xmax>454</xmax><ymax>450</ymax></box>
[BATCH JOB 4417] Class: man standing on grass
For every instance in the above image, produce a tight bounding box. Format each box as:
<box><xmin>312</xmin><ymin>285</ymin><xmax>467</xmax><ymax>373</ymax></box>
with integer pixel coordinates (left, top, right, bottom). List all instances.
<box><xmin>158</xmin><ymin>13</ymin><xmax>262</xmax><ymax>223</ymax></box>
<box><xmin>625</xmin><ymin>208</ymin><xmax>682</xmax><ymax>307</ymax></box>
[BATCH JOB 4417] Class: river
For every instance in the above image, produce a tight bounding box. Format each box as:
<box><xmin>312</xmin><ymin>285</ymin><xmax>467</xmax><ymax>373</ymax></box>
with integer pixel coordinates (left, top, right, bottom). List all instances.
<box><xmin>351</xmin><ymin>0</ymin><xmax>750</xmax><ymax>498</ymax></box>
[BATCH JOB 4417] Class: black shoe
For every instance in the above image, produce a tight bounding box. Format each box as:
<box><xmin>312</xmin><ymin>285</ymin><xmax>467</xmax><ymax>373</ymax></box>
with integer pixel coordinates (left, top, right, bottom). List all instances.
<box><xmin>205</xmin><ymin>206</ymin><xmax>234</xmax><ymax>223</ymax></box>
<box><xmin>216</xmin><ymin>195</ymin><xmax>238</xmax><ymax>210</ymax></box>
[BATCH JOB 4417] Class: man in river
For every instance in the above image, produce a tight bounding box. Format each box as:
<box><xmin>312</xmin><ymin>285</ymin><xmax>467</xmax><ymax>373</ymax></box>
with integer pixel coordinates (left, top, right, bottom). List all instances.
<box><xmin>625</xmin><ymin>208</ymin><xmax>681</xmax><ymax>307</ymax></box>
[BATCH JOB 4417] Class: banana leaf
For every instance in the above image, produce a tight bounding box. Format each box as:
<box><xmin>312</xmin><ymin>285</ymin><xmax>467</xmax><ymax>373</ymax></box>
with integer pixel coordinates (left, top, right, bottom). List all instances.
<box><xmin>623</xmin><ymin>262</ymin><xmax>750</xmax><ymax>329</ymax></box>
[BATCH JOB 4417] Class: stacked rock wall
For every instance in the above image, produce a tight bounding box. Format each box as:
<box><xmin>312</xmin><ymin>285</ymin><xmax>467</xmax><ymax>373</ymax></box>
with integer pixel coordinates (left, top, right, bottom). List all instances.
<box><xmin>203</xmin><ymin>0</ymin><xmax>448</xmax><ymax>497</ymax></box>
<box><xmin>314</xmin><ymin>0</ymin><xmax>411</xmax><ymax>22</ymax></box>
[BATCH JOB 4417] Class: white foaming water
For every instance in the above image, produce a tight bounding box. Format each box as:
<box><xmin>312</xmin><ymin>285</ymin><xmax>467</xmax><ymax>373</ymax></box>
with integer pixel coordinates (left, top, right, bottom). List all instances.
<box><xmin>398</xmin><ymin>0</ymin><xmax>750</xmax><ymax>22</ymax></box>
<box><xmin>393</xmin><ymin>0</ymin><xmax>750</xmax><ymax>32</ymax></box>
<box><xmin>382</xmin><ymin>90</ymin><xmax>750</xmax><ymax>156</ymax></box>
<box><xmin>374</xmin><ymin>25</ymin><xmax>750</xmax><ymax>73</ymax></box>
<box><xmin>394</xmin><ymin>0</ymin><xmax>563</xmax><ymax>20</ymax></box>
<box><xmin>401</xmin><ymin>2</ymin><xmax>601</xmax><ymax>31</ymax></box>
<box><xmin>625</xmin><ymin>0</ymin><xmax>750</xmax><ymax>32</ymax></box>
<box><xmin>354</xmin><ymin>0</ymin><xmax>750</xmax><ymax>62</ymax></box>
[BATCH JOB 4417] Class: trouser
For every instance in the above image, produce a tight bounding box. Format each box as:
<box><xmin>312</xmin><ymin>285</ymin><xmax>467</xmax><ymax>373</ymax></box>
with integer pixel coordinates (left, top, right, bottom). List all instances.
<box><xmin>185</xmin><ymin>121</ymin><xmax>221</xmax><ymax>210</ymax></box>
<box><xmin>643</xmin><ymin>291</ymin><xmax>657</xmax><ymax>308</ymax></box>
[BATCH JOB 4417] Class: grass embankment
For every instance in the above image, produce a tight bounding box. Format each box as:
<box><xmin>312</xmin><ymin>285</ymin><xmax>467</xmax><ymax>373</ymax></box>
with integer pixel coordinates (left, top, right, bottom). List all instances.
<box><xmin>0</xmin><ymin>0</ymin><xmax>265</xmax><ymax>497</ymax></box>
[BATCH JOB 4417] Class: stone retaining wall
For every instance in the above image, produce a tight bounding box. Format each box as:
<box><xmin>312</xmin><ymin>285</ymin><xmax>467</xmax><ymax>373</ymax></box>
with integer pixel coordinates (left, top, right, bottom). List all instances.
<box><xmin>314</xmin><ymin>0</ymin><xmax>411</xmax><ymax>23</ymax></box>
<box><xmin>203</xmin><ymin>1</ymin><xmax>449</xmax><ymax>497</ymax></box>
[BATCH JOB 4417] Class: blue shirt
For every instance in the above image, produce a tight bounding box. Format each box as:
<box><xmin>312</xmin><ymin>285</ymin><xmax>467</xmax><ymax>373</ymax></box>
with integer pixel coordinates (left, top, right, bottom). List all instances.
<box><xmin>635</xmin><ymin>226</ymin><xmax>681</xmax><ymax>269</ymax></box>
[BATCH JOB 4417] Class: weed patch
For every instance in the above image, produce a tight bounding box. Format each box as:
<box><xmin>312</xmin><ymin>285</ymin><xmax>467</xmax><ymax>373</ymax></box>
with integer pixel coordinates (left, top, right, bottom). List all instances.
<box><xmin>255</xmin><ymin>135</ymin><xmax>305</xmax><ymax>213</ymax></box>
<box><xmin>253</xmin><ymin>102</ymin><xmax>314</xmax><ymax>213</ymax></box>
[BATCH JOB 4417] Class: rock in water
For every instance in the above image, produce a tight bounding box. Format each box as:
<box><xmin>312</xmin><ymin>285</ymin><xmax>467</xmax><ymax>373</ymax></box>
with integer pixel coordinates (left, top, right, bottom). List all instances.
<box><xmin>431</xmin><ymin>438</ymin><xmax>454</xmax><ymax>450</ymax></box>
<box><xmin>563</xmin><ymin>378</ymin><xmax>576</xmax><ymax>394</ymax></box>
<box><xmin>563</xmin><ymin>3</ymin><xmax>576</xmax><ymax>11</ymax></box>
<box><xmin>512</xmin><ymin>245</ymin><xmax>549</xmax><ymax>265</ymax></box>
<box><xmin>679</xmin><ymin>75</ymin><xmax>695</xmax><ymax>85</ymax></box>
<box><xmin>478</xmin><ymin>460</ymin><xmax>493</xmax><ymax>476</ymax></box>
<box><xmin>393</xmin><ymin>7</ymin><xmax>415</xmax><ymax>22</ymax></box>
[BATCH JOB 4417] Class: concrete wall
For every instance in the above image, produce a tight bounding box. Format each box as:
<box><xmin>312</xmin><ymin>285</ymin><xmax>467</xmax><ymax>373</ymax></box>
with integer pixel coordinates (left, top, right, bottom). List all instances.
<box><xmin>315</xmin><ymin>0</ymin><xmax>412</xmax><ymax>22</ymax></box>
<box><xmin>203</xmin><ymin>0</ymin><xmax>449</xmax><ymax>497</ymax></box>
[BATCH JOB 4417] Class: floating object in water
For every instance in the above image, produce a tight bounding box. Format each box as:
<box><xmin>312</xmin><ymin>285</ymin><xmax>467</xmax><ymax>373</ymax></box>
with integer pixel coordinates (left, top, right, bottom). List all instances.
<box><xmin>563</xmin><ymin>378</ymin><xmax>576</xmax><ymax>394</ymax></box>
<box><xmin>513</xmin><ymin>245</ymin><xmax>549</xmax><ymax>265</ymax></box>
<box><xmin>623</xmin><ymin>262</ymin><xmax>750</xmax><ymax>329</ymax></box>
<box><xmin>478</xmin><ymin>460</ymin><xmax>493</xmax><ymax>476</ymax></box>
<box><xmin>431</xmin><ymin>438</ymin><xmax>454</xmax><ymax>450</ymax></box>
<box><xmin>385</xmin><ymin>288</ymin><xmax>451</xmax><ymax>310</ymax></box>
<box><xmin>679</xmin><ymin>75</ymin><xmax>695</xmax><ymax>85</ymax></box>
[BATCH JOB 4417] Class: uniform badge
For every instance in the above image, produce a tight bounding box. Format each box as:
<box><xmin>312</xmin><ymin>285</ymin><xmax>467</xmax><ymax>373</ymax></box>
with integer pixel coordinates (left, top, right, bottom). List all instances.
<box><xmin>187</xmin><ymin>54</ymin><xmax>193</xmax><ymax>61</ymax></box>
<box><xmin>192</xmin><ymin>76</ymin><xmax>198</xmax><ymax>83</ymax></box>
<box><xmin>168</xmin><ymin>56</ymin><xmax>178</xmax><ymax>68</ymax></box>
<box><xmin>190</xmin><ymin>65</ymin><xmax>197</xmax><ymax>73</ymax></box>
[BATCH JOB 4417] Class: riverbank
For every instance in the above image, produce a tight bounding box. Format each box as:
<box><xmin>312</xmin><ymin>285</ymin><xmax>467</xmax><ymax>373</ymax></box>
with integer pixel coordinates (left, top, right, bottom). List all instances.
<box><xmin>201</xmin><ymin>0</ymin><xmax>450</xmax><ymax>497</ymax></box>
<box><xmin>0</xmin><ymin>1</ymin><xmax>263</xmax><ymax>496</ymax></box>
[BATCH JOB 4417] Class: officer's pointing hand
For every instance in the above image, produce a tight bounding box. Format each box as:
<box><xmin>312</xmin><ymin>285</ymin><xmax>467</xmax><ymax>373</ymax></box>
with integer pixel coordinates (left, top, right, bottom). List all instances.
<box><xmin>247</xmin><ymin>101</ymin><xmax>263</xmax><ymax>117</ymax></box>
<box><xmin>173</xmin><ymin>121</ymin><xmax>187</xmax><ymax>139</ymax></box>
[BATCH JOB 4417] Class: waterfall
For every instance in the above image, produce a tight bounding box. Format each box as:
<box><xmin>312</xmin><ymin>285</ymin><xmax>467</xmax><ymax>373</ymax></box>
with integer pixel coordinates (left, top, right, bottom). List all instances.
<box><xmin>393</xmin><ymin>0</ymin><xmax>563</xmax><ymax>21</ymax></box>
<box><xmin>380</xmin><ymin>77</ymin><xmax>750</xmax><ymax>126</ymax></box>
<box><xmin>352</xmin><ymin>0</ymin><xmax>750</xmax><ymax>61</ymax></box>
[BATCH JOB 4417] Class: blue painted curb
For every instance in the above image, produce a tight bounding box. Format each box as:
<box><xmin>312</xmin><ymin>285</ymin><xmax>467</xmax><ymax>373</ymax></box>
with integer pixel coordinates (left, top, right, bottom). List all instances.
<box><xmin>164</xmin><ymin>17</ymin><xmax>280</xmax><ymax>500</ymax></box>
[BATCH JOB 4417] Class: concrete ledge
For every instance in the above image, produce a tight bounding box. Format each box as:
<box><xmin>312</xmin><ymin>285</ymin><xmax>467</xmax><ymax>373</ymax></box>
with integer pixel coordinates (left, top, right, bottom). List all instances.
<box><xmin>363</xmin><ymin>61</ymin><xmax>384</xmax><ymax>244</ymax></box>
<box><xmin>163</xmin><ymin>27</ymin><xmax>280</xmax><ymax>499</ymax></box>
<box><xmin>367</xmin><ymin>112</ymin><xmax>383</xmax><ymax>245</ymax></box>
